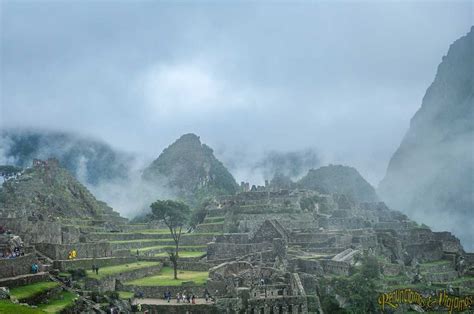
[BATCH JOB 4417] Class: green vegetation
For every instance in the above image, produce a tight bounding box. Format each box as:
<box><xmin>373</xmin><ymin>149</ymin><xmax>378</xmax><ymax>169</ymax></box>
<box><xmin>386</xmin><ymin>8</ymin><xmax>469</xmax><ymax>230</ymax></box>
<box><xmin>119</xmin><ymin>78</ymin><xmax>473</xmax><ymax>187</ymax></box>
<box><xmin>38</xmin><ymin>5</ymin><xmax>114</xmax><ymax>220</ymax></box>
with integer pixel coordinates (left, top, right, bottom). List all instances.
<box><xmin>154</xmin><ymin>251</ymin><xmax>205</xmax><ymax>258</ymax></box>
<box><xmin>86</xmin><ymin>261</ymin><xmax>160</xmax><ymax>279</ymax></box>
<box><xmin>142</xmin><ymin>133</ymin><xmax>238</xmax><ymax>205</ymax></box>
<box><xmin>204</xmin><ymin>216</ymin><xmax>225</xmax><ymax>223</ymax></box>
<box><xmin>37</xmin><ymin>291</ymin><xmax>77</xmax><ymax>313</ymax></box>
<box><xmin>128</xmin><ymin>229</ymin><xmax>170</xmax><ymax>234</ymax></box>
<box><xmin>149</xmin><ymin>199</ymin><xmax>191</xmax><ymax>279</ymax></box>
<box><xmin>321</xmin><ymin>253</ymin><xmax>380</xmax><ymax>313</ymax></box>
<box><xmin>0</xmin><ymin>300</ymin><xmax>44</xmax><ymax>314</ymax></box>
<box><xmin>126</xmin><ymin>267</ymin><xmax>208</xmax><ymax>286</ymax></box>
<box><xmin>134</xmin><ymin>245</ymin><xmax>207</xmax><ymax>254</ymax></box>
<box><xmin>110</xmin><ymin>238</ymin><xmax>172</xmax><ymax>244</ymax></box>
<box><xmin>117</xmin><ymin>291</ymin><xmax>134</xmax><ymax>299</ymax></box>
<box><xmin>10</xmin><ymin>281</ymin><xmax>59</xmax><ymax>300</ymax></box>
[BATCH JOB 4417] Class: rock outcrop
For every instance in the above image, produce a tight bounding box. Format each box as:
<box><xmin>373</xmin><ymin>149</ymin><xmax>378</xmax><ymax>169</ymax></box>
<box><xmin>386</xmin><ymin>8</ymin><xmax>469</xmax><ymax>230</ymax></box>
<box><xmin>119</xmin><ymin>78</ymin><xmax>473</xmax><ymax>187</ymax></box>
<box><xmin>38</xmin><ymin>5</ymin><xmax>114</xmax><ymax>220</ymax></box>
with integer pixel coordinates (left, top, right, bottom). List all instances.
<box><xmin>378</xmin><ymin>27</ymin><xmax>473</xmax><ymax>251</ymax></box>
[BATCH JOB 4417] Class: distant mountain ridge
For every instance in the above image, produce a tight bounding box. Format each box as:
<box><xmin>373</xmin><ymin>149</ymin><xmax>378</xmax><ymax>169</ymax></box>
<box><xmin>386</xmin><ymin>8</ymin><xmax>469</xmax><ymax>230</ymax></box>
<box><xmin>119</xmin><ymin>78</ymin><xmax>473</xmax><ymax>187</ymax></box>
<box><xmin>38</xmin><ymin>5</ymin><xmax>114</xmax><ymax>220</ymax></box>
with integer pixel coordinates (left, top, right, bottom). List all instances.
<box><xmin>142</xmin><ymin>133</ymin><xmax>238</xmax><ymax>204</ymax></box>
<box><xmin>0</xmin><ymin>129</ymin><xmax>132</xmax><ymax>186</ymax></box>
<box><xmin>379</xmin><ymin>27</ymin><xmax>473</xmax><ymax>251</ymax></box>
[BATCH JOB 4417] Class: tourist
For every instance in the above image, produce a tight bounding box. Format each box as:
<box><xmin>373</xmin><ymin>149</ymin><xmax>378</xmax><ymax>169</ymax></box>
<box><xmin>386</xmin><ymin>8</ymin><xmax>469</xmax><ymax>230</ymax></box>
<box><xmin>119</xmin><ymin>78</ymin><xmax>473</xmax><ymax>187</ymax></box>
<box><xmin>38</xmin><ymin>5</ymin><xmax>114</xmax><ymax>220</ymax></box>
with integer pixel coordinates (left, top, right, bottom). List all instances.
<box><xmin>204</xmin><ymin>288</ymin><xmax>209</xmax><ymax>302</ymax></box>
<box><xmin>176</xmin><ymin>292</ymin><xmax>181</xmax><ymax>303</ymax></box>
<box><xmin>68</xmin><ymin>250</ymin><xmax>73</xmax><ymax>260</ymax></box>
<box><xmin>166</xmin><ymin>290</ymin><xmax>171</xmax><ymax>302</ymax></box>
<box><xmin>95</xmin><ymin>266</ymin><xmax>99</xmax><ymax>275</ymax></box>
<box><xmin>92</xmin><ymin>264</ymin><xmax>97</xmax><ymax>274</ymax></box>
<box><xmin>31</xmin><ymin>263</ymin><xmax>38</xmax><ymax>273</ymax></box>
<box><xmin>71</xmin><ymin>249</ymin><xmax>77</xmax><ymax>259</ymax></box>
<box><xmin>191</xmin><ymin>294</ymin><xmax>196</xmax><ymax>304</ymax></box>
<box><xmin>186</xmin><ymin>294</ymin><xmax>191</xmax><ymax>303</ymax></box>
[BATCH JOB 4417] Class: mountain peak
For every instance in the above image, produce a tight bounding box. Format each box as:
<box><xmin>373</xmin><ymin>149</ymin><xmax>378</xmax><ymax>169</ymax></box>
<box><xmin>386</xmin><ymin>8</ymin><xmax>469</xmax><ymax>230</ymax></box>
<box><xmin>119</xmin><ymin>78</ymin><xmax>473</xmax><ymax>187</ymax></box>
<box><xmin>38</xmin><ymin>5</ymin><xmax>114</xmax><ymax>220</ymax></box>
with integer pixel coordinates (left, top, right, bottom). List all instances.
<box><xmin>143</xmin><ymin>134</ymin><xmax>237</xmax><ymax>204</ymax></box>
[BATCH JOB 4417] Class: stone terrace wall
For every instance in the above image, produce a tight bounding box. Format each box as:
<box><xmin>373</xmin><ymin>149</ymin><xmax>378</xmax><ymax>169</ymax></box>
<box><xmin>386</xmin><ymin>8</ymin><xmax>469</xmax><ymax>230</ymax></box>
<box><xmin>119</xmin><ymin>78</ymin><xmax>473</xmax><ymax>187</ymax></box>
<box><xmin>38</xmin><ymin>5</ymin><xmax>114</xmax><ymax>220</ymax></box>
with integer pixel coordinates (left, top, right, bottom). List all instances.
<box><xmin>121</xmin><ymin>284</ymin><xmax>207</xmax><ymax>299</ymax></box>
<box><xmin>140</xmin><ymin>304</ymin><xmax>219</xmax><ymax>314</ymax></box>
<box><xmin>0</xmin><ymin>253</ymin><xmax>37</xmax><ymax>278</ymax></box>
<box><xmin>53</xmin><ymin>256</ymin><xmax>137</xmax><ymax>271</ymax></box>
<box><xmin>0</xmin><ymin>272</ymin><xmax>50</xmax><ymax>288</ymax></box>
<box><xmin>207</xmin><ymin>242</ymin><xmax>270</xmax><ymax>261</ymax></box>
<box><xmin>0</xmin><ymin>218</ymin><xmax>62</xmax><ymax>244</ymax></box>
<box><xmin>405</xmin><ymin>241</ymin><xmax>444</xmax><ymax>262</ymax></box>
<box><xmin>35</xmin><ymin>242</ymin><xmax>113</xmax><ymax>260</ymax></box>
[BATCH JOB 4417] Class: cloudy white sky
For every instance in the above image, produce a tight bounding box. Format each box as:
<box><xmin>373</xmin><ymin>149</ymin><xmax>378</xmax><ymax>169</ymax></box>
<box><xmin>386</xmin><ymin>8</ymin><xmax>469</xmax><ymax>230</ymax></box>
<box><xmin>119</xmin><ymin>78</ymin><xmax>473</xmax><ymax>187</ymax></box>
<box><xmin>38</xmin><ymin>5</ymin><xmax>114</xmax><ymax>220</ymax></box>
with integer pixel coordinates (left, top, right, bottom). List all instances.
<box><xmin>1</xmin><ymin>1</ymin><xmax>472</xmax><ymax>185</ymax></box>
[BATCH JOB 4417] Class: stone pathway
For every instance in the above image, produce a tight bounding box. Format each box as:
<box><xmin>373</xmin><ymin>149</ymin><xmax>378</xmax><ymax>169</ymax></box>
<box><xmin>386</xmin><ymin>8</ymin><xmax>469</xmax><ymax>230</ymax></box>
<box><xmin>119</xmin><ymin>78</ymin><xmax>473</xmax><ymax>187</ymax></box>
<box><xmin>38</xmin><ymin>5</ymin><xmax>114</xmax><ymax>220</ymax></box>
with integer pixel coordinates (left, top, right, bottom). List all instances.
<box><xmin>133</xmin><ymin>298</ymin><xmax>214</xmax><ymax>305</ymax></box>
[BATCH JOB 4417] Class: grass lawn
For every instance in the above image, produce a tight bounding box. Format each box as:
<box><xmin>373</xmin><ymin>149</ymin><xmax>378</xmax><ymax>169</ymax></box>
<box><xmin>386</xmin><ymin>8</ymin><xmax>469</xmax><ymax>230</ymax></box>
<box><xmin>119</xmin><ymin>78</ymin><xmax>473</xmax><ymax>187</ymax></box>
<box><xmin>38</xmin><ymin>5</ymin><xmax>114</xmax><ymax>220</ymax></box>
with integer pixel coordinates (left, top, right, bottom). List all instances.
<box><xmin>110</xmin><ymin>238</ymin><xmax>172</xmax><ymax>244</ymax></box>
<box><xmin>117</xmin><ymin>291</ymin><xmax>134</xmax><ymax>299</ymax></box>
<box><xmin>204</xmin><ymin>217</ymin><xmax>225</xmax><ymax>222</ymax></box>
<box><xmin>86</xmin><ymin>261</ymin><xmax>161</xmax><ymax>279</ymax></box>
<box><xmin>133</xmin><ymin>229</ymin><xmax>171</xmax><ymax>234</ymax></box>
<box><xmin>198</xmin><ymin>222</ymin><xmax>224</xmax><ymax>226</ymax></box>
<box><xmin>154</xmin><ymin>251</ymin><xmax>205</xmax><ymax>258</ymax></box>
<box><xmin>133</xmin><ymin>245</ymin><xmax>207</xmax><ymax>254</ymax></box>
<box><xmin>0</xmin><ymin>300</ymin><xmax>44</xmax><ymax>314</ymax></box>
<box><xmin>37</xmin><ymin>291</ymin><xmax>77</xmax><ymax>313</ymax></box>
<box><xmin>10</xmin><ymin>281</ymin><xmax>59</xmax><ymax>300</ymax></box>
<box><xmin>125</xmin><ymin>267</ymin><xmax>208</xmax><ymax>286</ymax></box>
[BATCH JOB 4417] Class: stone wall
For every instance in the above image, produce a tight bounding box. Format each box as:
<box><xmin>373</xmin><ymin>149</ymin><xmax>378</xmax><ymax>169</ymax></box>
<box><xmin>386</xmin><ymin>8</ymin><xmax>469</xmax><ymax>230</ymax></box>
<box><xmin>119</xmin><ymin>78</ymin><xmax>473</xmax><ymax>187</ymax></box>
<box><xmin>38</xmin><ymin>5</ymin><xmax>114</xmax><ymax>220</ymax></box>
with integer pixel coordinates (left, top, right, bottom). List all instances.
<box><xmin>121</xmin><ymin>284</ymin><xmax>207</xmax><ymax>299</ymax></box>
<box><xmin>207</xmin><ymin>242</ymin><xmax>271</xmax><ymax>261</ymax></box>
<box><xmin>35</xmin><ymin>242</ymin><xmax>113</xmax><ymax>260</ymax></box>
<box><xmin>0</xmin><ymin>272</ymin><xmax>49</xmax><ymax>288</ymax></box>
<box><xmin>0</xmin><ymin>253</ymin><xmax>37</xmax><ymax>279</ymax></box>
<box><xmin>0</xmin><ymin>218</ymin><xmax>62</xmax><ymax>244</ymax></box>
<box><xmin>320</xmin><ymin>260</ymin><xmax>350</xmax><ymax>276</ymax></box>
<box><xmin>139</xmin><ymin>303</ymin><xmax>219</xmax><ymax>314</ymax></box>
<box><xmin>433</xmin><ymin>232</ymin><xmax>463</xmax><ymax>253</ymax></box>
<box><xmin>53</xmin><ymin>256</ymin><xmax>137</xmax><ymax>271</ymax></box>
<box><xmin>292</xmin><ymin>259</ymin><xmax>324</xmax><ymax>276</ymax></box>
<box><xmin>405</xmin><ymin>241</ymin><xmax>444</xmax><ymax>262</ymax></box>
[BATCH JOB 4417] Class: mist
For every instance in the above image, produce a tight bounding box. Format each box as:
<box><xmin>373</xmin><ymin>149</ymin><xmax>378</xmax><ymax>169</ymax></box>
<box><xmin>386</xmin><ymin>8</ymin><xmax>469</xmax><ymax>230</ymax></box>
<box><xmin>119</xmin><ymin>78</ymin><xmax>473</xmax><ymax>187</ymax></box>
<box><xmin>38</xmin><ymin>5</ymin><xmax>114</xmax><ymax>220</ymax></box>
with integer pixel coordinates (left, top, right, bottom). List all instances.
<box><xmin>1</xmin><ymin>2</ymin><xmax>473</xmax><ymax>246</ymax></box>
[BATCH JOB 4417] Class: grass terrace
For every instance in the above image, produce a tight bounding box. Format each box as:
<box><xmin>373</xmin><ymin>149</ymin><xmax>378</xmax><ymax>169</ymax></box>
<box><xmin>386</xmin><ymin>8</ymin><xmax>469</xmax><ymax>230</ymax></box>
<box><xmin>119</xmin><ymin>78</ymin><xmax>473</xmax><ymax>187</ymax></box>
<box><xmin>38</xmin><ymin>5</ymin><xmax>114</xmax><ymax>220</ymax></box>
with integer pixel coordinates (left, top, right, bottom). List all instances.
<box><xmin>154</xmin><ymin>251</ymin><xmax>206</xmax><ymax>258</ymax></box>
<box><xmin>204</xmin><ymin>216</ymin><xmax>225</xmax><ymax>223</ymax></box>
<box><xmin>133</xmin><ymin>245</ymin><xmax>207</xmax><ymax>254</ymax></box>
<box><xmin>0</xmin><ymin>300</ymin><xmax>44</xmax><ymax>314</ymax></box>
<box><xmin>110</xmin><ymin>238</ymin><xmax>172</xmax><ymax>244</ymax></box>
<box><xmin>37</xmin><ymin>291</ymin><xmax>78</xmax><ymax>313</ymax></box>
<box><xmin>86</xmin><ymin>261</ymin><xmax>161</xmax><ymax>279</ymax></box>
<box><xmin>125</xmin><ymin>267</ymin><xmax>208</xmax><ymax>286</ymax></box>
<box><xmin>118</xmin><ymin>291</ymin><xmax>134</xmax><ymax>299</ymax></box>
<box><xmin>9</xmin><ymin>281</ymin><xmax>59</xmax><ymax>301</ymax></box>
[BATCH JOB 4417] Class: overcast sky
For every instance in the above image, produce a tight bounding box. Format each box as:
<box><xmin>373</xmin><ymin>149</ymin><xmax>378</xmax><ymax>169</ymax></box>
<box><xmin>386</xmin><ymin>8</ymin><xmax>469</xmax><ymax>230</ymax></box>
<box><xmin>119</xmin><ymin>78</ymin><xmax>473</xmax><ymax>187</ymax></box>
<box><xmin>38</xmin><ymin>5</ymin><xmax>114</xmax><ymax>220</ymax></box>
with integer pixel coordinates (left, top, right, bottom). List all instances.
<box><xmin>1</xmin><ymin>1</ymin><xmax>472</xmax><ymax>185</ymax></box>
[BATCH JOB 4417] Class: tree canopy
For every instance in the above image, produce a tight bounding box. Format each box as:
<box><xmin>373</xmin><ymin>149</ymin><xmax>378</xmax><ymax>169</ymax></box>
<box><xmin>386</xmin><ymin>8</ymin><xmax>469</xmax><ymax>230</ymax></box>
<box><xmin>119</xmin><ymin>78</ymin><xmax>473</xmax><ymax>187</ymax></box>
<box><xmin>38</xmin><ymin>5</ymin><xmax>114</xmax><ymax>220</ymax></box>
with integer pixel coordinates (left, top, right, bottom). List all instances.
<box><xmin>149</xmin><ymin>200</ymin><xmax>191</xmax><ymax>230</ymax></box>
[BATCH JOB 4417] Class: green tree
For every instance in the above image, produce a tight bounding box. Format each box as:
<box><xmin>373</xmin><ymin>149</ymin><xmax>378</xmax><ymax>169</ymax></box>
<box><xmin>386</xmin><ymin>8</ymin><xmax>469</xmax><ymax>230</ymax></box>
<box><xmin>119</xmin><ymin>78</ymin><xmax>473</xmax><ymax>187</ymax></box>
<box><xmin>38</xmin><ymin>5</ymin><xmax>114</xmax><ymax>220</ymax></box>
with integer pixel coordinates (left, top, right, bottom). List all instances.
<box><xmin>149</xmin><ymin>200</ymin><xmax>191</xmax><ymax>279</ymax></box>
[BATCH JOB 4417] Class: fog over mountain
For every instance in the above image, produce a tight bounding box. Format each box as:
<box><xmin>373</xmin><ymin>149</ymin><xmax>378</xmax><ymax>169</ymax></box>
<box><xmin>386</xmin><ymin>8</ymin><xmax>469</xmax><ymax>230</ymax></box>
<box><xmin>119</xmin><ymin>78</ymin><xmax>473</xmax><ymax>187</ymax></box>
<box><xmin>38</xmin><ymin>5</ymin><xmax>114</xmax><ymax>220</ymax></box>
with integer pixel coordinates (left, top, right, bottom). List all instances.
<box><xmin>1</xmin><ymin>2</ymin><xmax>472</xmax><ymax>246</ymax></box>
<box><xmin>379</xmin><ymin>28</ymin><xmax>474</xmax><ymax>251</ymax></box>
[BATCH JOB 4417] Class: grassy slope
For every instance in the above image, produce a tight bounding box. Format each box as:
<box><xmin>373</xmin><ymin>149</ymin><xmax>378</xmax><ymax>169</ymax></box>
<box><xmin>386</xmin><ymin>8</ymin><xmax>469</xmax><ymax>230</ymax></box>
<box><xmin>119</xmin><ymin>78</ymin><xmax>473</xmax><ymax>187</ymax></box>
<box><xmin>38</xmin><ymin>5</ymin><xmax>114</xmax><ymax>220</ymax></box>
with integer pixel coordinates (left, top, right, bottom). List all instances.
<box><xmin>125</xmin><ymin>267</ymin><xmax>208</xmax><ymax>286</ymax></box>
<box><xmin>9</xmin><ymin>282</ymin><xmax>59</xmax><ymax>300</ymax></box>
<box><xmin>0</xmin><ymin>300</ymin><xmax>44</xmax><ymax>314</ymax></box>
<box><xmin>37</xmin><ymin>291</ymin><xmax>77</xmax><ymax>313</ymax></box>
